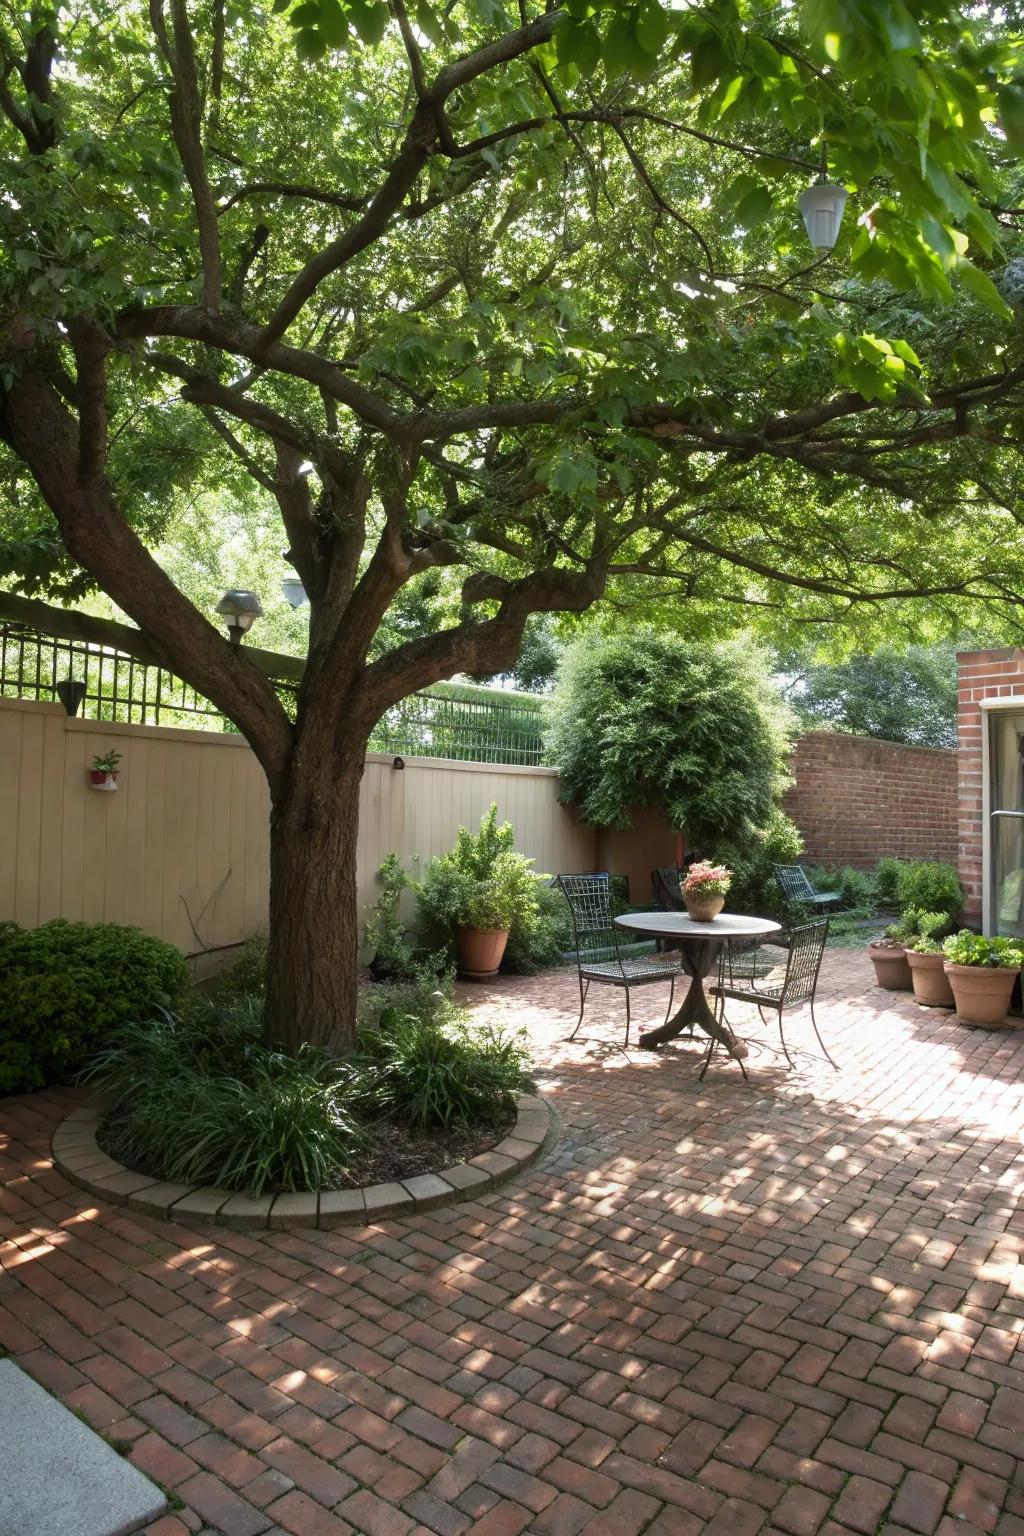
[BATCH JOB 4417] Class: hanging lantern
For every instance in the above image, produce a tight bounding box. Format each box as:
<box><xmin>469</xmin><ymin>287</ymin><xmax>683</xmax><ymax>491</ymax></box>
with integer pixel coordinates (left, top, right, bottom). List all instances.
<box><xmin>798</xmin><ymin>182</ymin><xmax>848</xmax><ymax>253</ymax></box>
<box><xmin>281</xmin><ymin>575</ymin><xmax>308</xmax><ymax>609</ymax></box>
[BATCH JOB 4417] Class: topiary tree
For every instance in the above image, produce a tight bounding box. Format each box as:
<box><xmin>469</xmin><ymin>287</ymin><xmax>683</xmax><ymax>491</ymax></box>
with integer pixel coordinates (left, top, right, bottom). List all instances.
<box><xmin>546</xmin><ymin>631</ymin><xmax>795</xmax><ymax>848</ymax></box>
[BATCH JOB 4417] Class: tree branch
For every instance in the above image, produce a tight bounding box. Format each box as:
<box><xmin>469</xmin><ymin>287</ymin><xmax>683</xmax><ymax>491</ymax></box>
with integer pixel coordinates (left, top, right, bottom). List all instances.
<box><xmin>257</xmin><ymin>11</ymin><xmax>558</xmax><ymax>347</ymax></box>
<box><xmin>150</xmin><ymin>0</ymin><xmax>223</xmax><ymax>311</ymax></box>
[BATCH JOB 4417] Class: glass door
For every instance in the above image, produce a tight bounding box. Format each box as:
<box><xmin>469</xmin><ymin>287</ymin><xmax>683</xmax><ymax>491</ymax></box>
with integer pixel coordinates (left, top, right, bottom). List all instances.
<box><xmin>989</xmin><ymin>710</ymin><xmax>1024</xmax><ymax>937</ymax></box>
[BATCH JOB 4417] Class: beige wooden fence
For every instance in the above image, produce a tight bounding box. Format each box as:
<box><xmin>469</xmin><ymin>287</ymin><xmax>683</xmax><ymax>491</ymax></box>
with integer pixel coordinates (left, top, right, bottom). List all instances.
<box><xmin>0</xmin><ymin>696</ymin><xmax>658</xmax><ymax>958</ymax></box>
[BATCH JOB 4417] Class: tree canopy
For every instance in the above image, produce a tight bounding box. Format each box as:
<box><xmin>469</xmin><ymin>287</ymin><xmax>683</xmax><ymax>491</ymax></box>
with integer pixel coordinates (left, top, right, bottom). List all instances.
<box><xmin>784</xmin><ymin>641</ymin><xmax>960</xmax><ymax>748</ymax></box>
<box><xmin>2</xmin><ymin>0</ymin><xmax>1024</xmax><ymax>1046</ymax></box>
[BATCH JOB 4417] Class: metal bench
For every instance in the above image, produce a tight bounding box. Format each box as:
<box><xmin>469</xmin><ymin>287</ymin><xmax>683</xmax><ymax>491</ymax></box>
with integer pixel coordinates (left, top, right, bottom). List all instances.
<box><xmin>773</xmin><ymin>864</ymin><xmax>842</xmax><ymax>910</ymax></box>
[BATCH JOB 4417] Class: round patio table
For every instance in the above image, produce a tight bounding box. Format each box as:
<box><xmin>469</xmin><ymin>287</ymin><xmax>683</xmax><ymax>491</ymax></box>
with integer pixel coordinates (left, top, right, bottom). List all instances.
<box><xmin>613</xmin><ymin>910</ymin><xmax>781</xmax><ymax>1057</ymax></box>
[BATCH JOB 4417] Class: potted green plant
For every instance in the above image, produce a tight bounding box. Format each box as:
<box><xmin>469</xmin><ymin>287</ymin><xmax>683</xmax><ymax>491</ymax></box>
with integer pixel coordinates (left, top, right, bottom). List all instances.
<box><xmin>868</xmin><ymin>909</ymin><xmax>918</xmax><ymax>990</ymax></box>
<box><xmin>942</xmin><ymin>930</ymin><xmax>1024</xmax><ymax>1028</ymax></box>
<box><xmin>904</xmin><ymin>912</ymin><xmax>955</xmax><ymax>1008</ymax></box>
<box><xmin>88</xmin><ymin>749</ymin><xmax>122</xmax><ymax>792</ymax></box>
<box><xmin>681</xmin><ymin>861</ymin><xmax>732</xmax><ymax>921</ymax></box>
<box><xmin>418</xmin><ymin>806</ymin><xmax>539</xmax><ymax>980</ymax></box>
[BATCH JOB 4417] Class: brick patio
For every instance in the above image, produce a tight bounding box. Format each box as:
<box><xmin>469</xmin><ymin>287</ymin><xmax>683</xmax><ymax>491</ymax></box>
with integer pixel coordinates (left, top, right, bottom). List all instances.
<box><xmin>2</xmin><ymin>949</ymin><xmax>1024</xmax><ymax>1536</ymax></box>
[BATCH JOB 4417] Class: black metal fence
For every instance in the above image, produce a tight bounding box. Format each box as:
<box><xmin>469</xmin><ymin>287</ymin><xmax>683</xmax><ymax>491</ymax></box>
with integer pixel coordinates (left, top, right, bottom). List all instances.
<box><xmin>0</xmin><ymin>618</ymin><xmax>545</xmax><ymax>764</ymax></box>
<box><xmin>369</xmin><ymin>688</ymin><xmax>544</xmax><ymax>765</ymax></box>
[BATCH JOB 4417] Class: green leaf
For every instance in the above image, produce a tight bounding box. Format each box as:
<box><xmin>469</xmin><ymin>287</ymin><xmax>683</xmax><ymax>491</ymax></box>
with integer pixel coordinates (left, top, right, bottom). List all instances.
<box><xmin>347</xmin><ymin>0</ymin><xmax>388</xmax><ymax>46</ymax></box>
<box><xmin>998</xmin><ymin>83</ymin><xmax>1024</xmax><ymax>155</ymax></box>
<box><xmin>555</xmin><ymin>15</ymin><xmax>601</xmax><ymax>76</ymax></box>
<box><xmin>958</xmin><ymin>260</ymin><xmax>1014</xmax><ymax>320</ymax></box>
<box><xmin>735</xmin><ymin>183</ymin><xmax>773</xmax><ymax>228</ymax></box>
<box><xmin>635</xmin><ymin>1</ymin><xmax>669</xmax><ymax>58</ymax></box>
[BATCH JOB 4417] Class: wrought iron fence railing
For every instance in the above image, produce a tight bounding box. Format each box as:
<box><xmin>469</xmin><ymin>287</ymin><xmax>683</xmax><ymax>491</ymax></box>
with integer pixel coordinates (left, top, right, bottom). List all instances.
<box><xmin>0</xmin><ymin>618</ymin><xmax>546</xmax><ymax>765</ymax></box>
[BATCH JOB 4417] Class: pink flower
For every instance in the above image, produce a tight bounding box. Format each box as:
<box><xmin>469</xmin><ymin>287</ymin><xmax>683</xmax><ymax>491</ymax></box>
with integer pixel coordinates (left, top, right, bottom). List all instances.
<box><xmin>682</xmin><ymin>860</ymin><xmax>732</xmax><ymax>895</ymax></box>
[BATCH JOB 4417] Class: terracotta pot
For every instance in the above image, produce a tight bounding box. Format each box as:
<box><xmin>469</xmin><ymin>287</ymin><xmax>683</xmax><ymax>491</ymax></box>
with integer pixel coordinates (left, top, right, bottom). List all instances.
<box><xmin>944</xmin><ymin>962</ymin><xmax>1021</xmax><ymax>1028</ymax></box>
<box><xmin>683</xmin><ymin>893</ymin><xmax>725</xmax><ymax>922</ymax></box>
<box><xmin>868</xmin><ymin>942</ymin><xmax>912</xmax><ymax>991</ymax></box>
<box><xmin>455</xmin><ymin>926</ymin><xmax>509</xmax><ymax>981</ymax></box>
<box><xmin>906</xmin><ymin>948</ymin><xmax>954</xmax><ymax>1008</ymax></box>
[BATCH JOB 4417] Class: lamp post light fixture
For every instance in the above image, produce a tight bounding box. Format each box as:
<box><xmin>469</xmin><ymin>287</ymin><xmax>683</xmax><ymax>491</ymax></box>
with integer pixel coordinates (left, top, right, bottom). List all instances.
<box><xmin>798</xmin><ymin>181</ymin><xmax>848</xmax><ymax>253</ymax></box>
<box><xmin>281</xmin><ymin>575</ymin><xmax>308</xmax><ymax>609</ymax></box>
<box><xmin>215</xmin><ymin>588</ymin><xmax>264</xmax><ymax>644</ymax></box>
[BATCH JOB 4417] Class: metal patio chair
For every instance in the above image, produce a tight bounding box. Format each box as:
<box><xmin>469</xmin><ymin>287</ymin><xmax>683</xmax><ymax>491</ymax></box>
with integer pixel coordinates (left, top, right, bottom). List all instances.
<box><xmin>652</xmin><ymin>866</ymin><xmax>686</xmax><ymax>911</ymax></box>
<box><xmin>709</xmin><ymin>917</ymin><xmax>836</xmax><ymax>1071</ymax></box>
<box><xmin>556</xmin><ymin>873</ymin><xmax>679</xmax><ymax>1047</ymax></box>
<box><xmin>773</xmin><ymin>864</ymin><xmax>842</xmax><ymax>911</ymax></box>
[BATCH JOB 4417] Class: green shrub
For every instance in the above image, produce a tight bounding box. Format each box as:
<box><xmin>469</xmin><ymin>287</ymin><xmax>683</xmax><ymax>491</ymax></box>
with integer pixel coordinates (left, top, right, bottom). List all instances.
<box><xmin>217</xmin><ymin>931</ymin><xmax>268</xmax><ymax>999</ymax></box>
<box><xmin>88</xmin><ymin>997</ymin><xmax>364</xmax><ymax>1195</ymax></box>
<box><xmin>356</xmin><ymin>972</ymin><xmax>455</xmax><ymax>1034</ymax></box>
<box><xmin>895</xmin><ymin>861</ymin><xmax>963</xmax><ymax>920</ymax></box>
<box><xmin>712</xmin><ymin>807</ymin><xmax>804</xmax><ymax>921</ymax></box>
<box><xmin>942</xmin><ymin>930</ymin><xmax>1024</xmax><ymax>968</ymax></box>
<box><xmin>875</xmin><ymin>857</ymin><xmax>907</xmax><ymax>908</ymax></box>
<box><xmin>502</xmin><ymin>877</ymin><xmax>572</xmax><ymax>974</ymax></box>
<box><xmin>364</xmin><ymin>854</ymin><xmax>420</xmax><ymax>980</ymax></box>
<box><xmin>804</xmin><ymin>864</ymin><xmax>878</xmax><ymax>911</ymax></box>
<box><xmin>546</xmin><ymin>630</ymin><xmax>795</xmax><ymax>845</ymax></box>
<box><xmin>357</xmin><ymin>997</ymin><xmax>531</xmax><ymax>1129</ymax></box>
<box><xmin>0</xmin><ymin>920</ymin><xmax>188</xmax><ymax>1095</ymax></box>
<box><xmin>904</xmin><ymin>910</ymin><xmax>954</xmax><ymax>953</ymax></box>
<box><xmin>418</xmin><ymin>805</ymin><xmax>539</xmax><ymax>934</ymax></box>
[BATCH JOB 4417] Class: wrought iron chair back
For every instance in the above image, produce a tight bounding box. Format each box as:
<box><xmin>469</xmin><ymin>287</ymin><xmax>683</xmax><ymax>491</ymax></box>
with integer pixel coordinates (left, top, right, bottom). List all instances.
<box><xmin>713</xmin><ymin>917</ymin><xmax>834</xmax><ymax>1071</ymax></box>
<box><xmin>652</xmin><ymin>867</ymin><xmax>686</xmax><ymax>910</ymax></box>
<box><xmin>556</xmin><ymin>872</ymin><xmax>620</xmax><ymax>966</ymax></box>
<box><xmin>555</xmin><ymin>872</ymin><xmax>679</xmax><ymax>1046</ymax></box>
<box><xmin>773</xmin><ymin>864</ymin><xmax>817</xmax><ymax>904</ymax></box>
<box><xmin>778</xmin><ymin>919</ymin><xmax>830</xmax><ymax>1006</ymax></box>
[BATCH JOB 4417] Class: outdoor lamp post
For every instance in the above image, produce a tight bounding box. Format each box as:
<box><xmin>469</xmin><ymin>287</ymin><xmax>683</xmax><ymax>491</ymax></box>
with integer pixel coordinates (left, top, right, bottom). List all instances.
<box><xmin>215</xmin><ymin>589</ymin><xmax>263</xmax><ymax>644</ymax></box>
<box><xmin>798</xmin><ymin>181</ymin><xmax>848</xmax><ymax>253</ymax></box>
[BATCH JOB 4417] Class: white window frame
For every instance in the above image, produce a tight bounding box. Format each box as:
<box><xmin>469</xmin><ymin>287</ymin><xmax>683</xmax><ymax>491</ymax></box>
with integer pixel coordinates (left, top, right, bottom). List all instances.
<box><xmin>980</xmin><ymin>695</ymin><xmax>1024</xmax><ymax>934</ymax></box>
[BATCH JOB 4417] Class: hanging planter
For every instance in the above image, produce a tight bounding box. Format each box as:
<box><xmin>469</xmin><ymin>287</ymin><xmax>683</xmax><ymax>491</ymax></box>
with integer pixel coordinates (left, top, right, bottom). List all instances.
<box><xmin>88</xmin><ymin>749</ymin><xmax>122</xmax><ymax>792</ymax></box>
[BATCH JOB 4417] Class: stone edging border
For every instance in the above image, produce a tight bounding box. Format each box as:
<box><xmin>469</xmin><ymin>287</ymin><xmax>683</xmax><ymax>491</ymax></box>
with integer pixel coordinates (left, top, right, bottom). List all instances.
<box><xmin>52</xmin><ymin>1092</ymin><xmax>556</xmax><ymax>1230</ymax></box>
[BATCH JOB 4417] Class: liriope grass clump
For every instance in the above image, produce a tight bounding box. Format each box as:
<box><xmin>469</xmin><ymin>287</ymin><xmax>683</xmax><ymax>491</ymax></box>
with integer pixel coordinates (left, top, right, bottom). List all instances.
<box><xmin>87</xmin><ymin>976</ymin><xmax>532</xmax><ymax>1196</ymax></box>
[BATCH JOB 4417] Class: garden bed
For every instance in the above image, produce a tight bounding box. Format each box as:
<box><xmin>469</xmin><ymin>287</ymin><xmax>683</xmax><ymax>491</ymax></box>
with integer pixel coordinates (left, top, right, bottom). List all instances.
<box><xmin>52</xmin><ymin>1091</ymin><xmax>554</xmax><ymax>1230</ymax></box>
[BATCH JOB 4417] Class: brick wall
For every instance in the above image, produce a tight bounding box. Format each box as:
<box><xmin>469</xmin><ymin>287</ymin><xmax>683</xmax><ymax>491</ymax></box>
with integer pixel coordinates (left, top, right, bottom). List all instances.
<box><xmin>957</xmin><ymin>647</ymin><xmax>1024</xmax><ymax>921</ymax></box>
<box><xmin>782</xmin><ymin>731</ymin><xmax>957</xmax><ymax>872</ymax></box>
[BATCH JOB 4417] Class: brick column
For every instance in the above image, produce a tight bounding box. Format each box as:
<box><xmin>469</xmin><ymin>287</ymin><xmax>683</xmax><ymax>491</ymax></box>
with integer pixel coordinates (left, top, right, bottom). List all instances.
<box><xmin>957</xmin><ymin>647</ymin><xmax>1024</xmax><ymax>923</ymax></box>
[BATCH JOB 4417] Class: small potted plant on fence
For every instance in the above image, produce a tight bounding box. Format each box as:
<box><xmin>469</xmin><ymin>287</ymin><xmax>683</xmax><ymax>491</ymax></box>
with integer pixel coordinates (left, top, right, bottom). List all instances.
<box><xmin>868</xmin><ymin>909</ymin><xmax>918</xmax><ymax>990</ymax></box>
<box><xmin>904</xmin><ymin>911</ymin><xmax>955</xmax><ymax>1008</ymax></box>
<box><xmin>418</xmin><ymin>805</ymin><xmax>540</xmax><ymax>980</ymax></box>
<box><xmin>942</xmin><ymin>930</ymin><xmax>1024</xmax><ymax>1029</ymax></box>
<box><xmin>681</xmin><ymin>861</ymin><xmax>732</xmax><ymax>922</ymax></box>
<box><xmin>88</xmin><ymin>749</ymin><xmax>122</xmax><ymax>792</ymax></box>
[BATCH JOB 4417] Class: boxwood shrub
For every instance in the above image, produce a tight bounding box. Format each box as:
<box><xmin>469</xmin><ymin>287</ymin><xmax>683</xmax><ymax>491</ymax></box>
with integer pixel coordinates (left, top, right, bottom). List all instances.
<box><xmin>0</xmin><ymin>920</ymin><xmax>188</xmax><ymax>1095</ymax></box>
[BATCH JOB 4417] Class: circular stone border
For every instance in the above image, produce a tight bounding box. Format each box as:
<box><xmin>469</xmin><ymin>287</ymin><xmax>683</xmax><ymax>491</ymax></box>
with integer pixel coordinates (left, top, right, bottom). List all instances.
<box><xmin>51</xmin><ymin>1092</ymin><xmax>557</xmax><ymax>1231</ymax></box>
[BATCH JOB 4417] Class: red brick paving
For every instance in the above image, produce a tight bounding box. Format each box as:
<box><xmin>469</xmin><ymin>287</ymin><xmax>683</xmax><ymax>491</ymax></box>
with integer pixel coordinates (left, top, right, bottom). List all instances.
<box><xmin>2</xmin><ymin>949</ymin><xmax>1024</xmax><ymax>1536</ymax></box>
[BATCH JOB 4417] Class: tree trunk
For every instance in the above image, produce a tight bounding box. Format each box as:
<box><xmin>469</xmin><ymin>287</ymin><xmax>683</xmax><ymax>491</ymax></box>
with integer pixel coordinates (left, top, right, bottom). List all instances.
<box><xmin>264</xmin><ymin>747</ymin><xmax>366</xmax><ymax>1053</ymax></box>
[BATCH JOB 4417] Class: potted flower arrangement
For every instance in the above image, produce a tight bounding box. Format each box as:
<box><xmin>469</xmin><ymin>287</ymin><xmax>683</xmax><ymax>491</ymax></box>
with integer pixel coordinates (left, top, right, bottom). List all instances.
<box><xmin>681</xmin><ymin>861</ymin><xmax>732</xmax><ymax>922</ymax></box>
<box><xmin>942</xmin><ymin>930</ymin><xmax>1024</xmax><ymax>1028</ymax></box>
<box><xmin>88</xmin><ymin>749</ymin><xmax>122</xmax><ymax>792</ymax></box>
<box><xmin>904</xmin><ymin>911</ymin><xmax>955</xmax><ymax>1008</ymax></box>
<box><xmin>418</xmin><ymin>806</ymin><xmax>540</xmax><ymax>980</ymax></box>
<box><xmin>868</xmin><ymin>909</ymin><xmax>918</xmax><ymax>991</ymax></box>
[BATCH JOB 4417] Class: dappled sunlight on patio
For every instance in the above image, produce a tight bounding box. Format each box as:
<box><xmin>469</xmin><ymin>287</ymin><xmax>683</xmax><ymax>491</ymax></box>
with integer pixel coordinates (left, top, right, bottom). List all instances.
<box><xmin>2</xmin><ymin>947</ymin><xmax>1024</xmax><ymax>1535</ymax></box>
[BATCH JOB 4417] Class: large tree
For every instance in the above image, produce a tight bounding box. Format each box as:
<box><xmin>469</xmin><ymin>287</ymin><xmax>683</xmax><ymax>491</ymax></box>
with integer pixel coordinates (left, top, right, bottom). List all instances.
<box><xmin>2</xmin><ymin>0</ymin><xmax>1024</xmax><ymax>1048</ymax></box>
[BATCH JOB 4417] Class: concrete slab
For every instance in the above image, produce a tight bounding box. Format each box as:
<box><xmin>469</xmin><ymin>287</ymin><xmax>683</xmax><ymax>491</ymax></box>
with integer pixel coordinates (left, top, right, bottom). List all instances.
<box><xmin>0</xmin><ymin>1359</ymin><xmax>166</xmax><ymax>1536</ymax></box>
